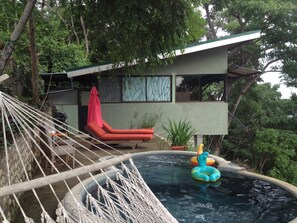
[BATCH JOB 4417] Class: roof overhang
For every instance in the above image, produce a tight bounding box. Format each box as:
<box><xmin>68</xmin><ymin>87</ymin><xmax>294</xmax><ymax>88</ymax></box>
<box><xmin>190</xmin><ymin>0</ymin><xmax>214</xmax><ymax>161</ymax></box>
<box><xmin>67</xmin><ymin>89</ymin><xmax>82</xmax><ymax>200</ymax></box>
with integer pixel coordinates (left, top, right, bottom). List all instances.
<box><xmin>67</xmin><ymin>30</ymin><xmax>261</xmax><ymax>78</ymax></box>
<box><xmin>40</xmin><ymin>72</ymin><xmax>68</xmax><ymax>81</ymax></box>
<box><xmin>228</xmin><ymin>66</ymin><xmax>262</xmax><ymax>78</ymax></box>
<box><xmin>175</xmin><ymin>30</ymin><xmax>261</xmax><ymax>56</ymax></box>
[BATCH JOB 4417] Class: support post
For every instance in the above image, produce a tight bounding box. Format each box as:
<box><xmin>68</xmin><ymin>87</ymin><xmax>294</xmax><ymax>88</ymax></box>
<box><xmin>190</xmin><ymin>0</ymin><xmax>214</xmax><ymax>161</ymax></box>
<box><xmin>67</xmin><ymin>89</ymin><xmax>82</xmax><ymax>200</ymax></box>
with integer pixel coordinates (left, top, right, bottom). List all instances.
<box><xmin>194</xmin><ymin>134</ymin><xmax>203</xmax><ymax>149</ymax></box>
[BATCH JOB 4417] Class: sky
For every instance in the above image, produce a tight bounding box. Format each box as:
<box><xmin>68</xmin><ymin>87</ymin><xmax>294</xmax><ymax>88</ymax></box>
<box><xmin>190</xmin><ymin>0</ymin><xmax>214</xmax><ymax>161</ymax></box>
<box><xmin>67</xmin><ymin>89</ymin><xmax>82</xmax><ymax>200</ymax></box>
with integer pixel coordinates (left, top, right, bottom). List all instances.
<box><xmin>261</xmin><ymin>72</ymin><xmax>297</xmax><ymax>99</ymax></box>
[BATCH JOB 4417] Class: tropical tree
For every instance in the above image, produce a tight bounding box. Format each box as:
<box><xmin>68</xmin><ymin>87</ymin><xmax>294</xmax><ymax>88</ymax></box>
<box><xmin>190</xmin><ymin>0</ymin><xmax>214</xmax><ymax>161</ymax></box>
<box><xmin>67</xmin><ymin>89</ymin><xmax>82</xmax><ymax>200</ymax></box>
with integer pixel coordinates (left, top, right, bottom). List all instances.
<box><xmin>200</xmin><ymin>0</ymin><xmax>297</xmax><ymax>155</ymax></box>
<box><xmin>49</xmin><ymin>0</ymin><xmax>205</xmax><ymax>68</ymax></box>
<box><xmin>0</xmin><ymin>0</ymin><xmax>36</xmax><ymax>76</ymax></box>
<box><xmin>221</xmin><ymin>81</ymin><xmax>297</xmax><ymax>185</ymax></box>
<box><xmin>0</xmin><ymin>0</ymin><xmax>90</xmax><ymax>102</ymax></box>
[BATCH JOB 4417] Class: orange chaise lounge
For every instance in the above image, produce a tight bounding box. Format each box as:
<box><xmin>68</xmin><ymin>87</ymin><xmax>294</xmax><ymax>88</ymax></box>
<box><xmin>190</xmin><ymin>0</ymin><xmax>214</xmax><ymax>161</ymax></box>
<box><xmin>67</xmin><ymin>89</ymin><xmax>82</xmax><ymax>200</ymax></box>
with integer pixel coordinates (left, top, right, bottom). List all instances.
<box><xmin>102</xmin><ymin>120</ymin><xmax>154</xmax><ymax>135</ymax></box>
<box><xmin>85</xmin><ymin>122</ymin><xmax>154</xmax><ymax>149</ymax></box>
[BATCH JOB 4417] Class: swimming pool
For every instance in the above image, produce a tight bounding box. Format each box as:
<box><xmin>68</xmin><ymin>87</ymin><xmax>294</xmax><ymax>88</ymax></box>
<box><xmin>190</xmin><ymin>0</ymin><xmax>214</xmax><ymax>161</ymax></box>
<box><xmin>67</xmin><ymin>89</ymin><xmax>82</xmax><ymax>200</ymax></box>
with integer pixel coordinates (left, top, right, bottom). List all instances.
<box><xmin>62</xmin><ymin>151</ymin><xmax>297</xmax><ymax>223</ymax></box>
<box><xmin>129</xmin><ymin>152</ymin><xmax>297</xmax><ymax>223</ymax></box>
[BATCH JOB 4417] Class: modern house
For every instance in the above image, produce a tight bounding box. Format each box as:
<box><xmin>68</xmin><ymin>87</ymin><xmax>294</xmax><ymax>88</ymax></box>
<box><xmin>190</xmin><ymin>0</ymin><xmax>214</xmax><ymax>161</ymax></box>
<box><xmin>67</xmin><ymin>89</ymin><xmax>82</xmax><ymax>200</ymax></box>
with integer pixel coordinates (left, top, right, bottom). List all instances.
<box><xmin>42</xmin><ymin>30</ymin><xmax>261</xmax><ymax>143</ymax></box>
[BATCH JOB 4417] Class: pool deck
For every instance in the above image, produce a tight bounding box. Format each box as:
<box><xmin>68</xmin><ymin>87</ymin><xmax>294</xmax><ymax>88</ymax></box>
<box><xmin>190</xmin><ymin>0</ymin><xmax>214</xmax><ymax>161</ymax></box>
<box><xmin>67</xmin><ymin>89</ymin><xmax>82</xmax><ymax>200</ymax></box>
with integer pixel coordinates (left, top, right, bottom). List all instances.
<box><xmin>13</xmin><ymin>139</ymin><xmax>168</xmax><ymax>223</ymax></box>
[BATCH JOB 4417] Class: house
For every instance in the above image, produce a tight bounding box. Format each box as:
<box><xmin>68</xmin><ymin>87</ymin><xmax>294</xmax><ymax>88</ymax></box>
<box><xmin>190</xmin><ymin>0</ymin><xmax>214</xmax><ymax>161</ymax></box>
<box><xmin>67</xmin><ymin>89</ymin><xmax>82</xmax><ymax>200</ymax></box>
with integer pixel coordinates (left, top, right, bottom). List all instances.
<box><xmin>42</xmin><ymin>30</ymin><xmax>261</xmax><ymax>144</ymax></box>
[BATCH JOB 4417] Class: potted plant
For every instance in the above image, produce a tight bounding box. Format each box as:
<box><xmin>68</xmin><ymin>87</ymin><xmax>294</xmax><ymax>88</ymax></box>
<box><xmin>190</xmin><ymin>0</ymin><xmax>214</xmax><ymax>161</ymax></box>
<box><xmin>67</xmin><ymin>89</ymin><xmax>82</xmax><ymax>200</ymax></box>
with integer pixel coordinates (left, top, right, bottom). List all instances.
<box><xmin>162</xmin><ymin>119</ymin><xmax>195</xmax><ymax>150</ymax></box>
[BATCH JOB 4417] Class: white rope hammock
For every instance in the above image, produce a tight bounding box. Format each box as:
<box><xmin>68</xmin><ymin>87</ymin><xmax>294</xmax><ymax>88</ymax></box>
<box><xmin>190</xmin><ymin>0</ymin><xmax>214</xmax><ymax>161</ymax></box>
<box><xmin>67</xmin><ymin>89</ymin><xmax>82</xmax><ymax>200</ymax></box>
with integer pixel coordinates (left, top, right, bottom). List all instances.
<box><xmin>0</xmin><ymin>91</ymin><xmax>178</xmax><ymax>223</ymax></box>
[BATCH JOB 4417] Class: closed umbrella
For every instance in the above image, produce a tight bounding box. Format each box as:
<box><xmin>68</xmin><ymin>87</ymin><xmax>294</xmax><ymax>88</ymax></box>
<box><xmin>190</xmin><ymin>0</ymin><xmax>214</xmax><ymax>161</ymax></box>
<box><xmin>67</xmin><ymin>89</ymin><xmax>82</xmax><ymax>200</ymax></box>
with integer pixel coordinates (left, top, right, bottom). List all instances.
<box><xmin>87</xmin><ymin>87</ymin><xmax>103</xmax><ymax>127</ymax></box>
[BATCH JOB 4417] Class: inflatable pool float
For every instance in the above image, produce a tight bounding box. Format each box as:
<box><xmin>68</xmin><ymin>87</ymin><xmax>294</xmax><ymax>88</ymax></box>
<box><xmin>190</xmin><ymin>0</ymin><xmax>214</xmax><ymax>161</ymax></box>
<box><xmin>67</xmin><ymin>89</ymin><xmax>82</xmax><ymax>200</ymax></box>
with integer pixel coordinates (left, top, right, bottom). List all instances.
<box><xmin>191</xmin><ymin>144</ymin><xmax>215</xmax><ymax>166</ymax></box>
<box><xmin>191</xmin><ymin>152</ymin><xmax>221</xmax><ymax>182</ymax></box>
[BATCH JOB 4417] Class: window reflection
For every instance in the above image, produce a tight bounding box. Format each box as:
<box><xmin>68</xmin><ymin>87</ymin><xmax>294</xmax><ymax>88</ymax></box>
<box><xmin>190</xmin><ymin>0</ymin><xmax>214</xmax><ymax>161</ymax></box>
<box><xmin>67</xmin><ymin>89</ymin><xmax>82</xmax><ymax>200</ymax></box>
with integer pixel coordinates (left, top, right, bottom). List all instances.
<box><xmin>123</xmin><ymin>77</ymin><xmax>146</xmax><ymax>102</ymax></box>
<box><xmin>147</xmin><ymin>76</ymin><xmax>171</xmax><ymax>101</ymax></box>
<box><xmin>176</xmin><ymin>75</ymin><xmax>226</xmax><ymax>102</ymax></box>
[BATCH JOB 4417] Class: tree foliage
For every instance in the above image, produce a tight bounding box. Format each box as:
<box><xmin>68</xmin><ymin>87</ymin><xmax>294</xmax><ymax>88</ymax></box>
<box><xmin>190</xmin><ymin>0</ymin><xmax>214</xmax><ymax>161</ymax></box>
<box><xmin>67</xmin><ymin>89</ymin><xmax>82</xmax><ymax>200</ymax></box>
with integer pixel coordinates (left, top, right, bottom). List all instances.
<box><xmin>203</xmin><ymin>0</ymin><xmax>297</xmax><ymax>85</ymax></box>
<box><xmin>0</xmin><ymin>0</ymin><xmax>89</xmax><ymax>99</ymax></box>
<box><xmin>201</xmin><ymin>0</ymin><xmax>297</xmax><ymax>160</ymax></box>
<box><xmin>255</xmin><ymin>129</ymin><xmax>297</xmax><ymax>184</ymax></box>
<box><xmin>52</xmin><ymin>0</ymin><xmax>205</xmax><ymax>68</ymax></box>
<box><xmin>223</xmin><ymin>81</ymin><xmax>297</xmax><ymax>185</ymax></box>
<box><xmin>168</xmin><ymin>1</ymin><xmax>297</xmax><ymax>171</ymax></box>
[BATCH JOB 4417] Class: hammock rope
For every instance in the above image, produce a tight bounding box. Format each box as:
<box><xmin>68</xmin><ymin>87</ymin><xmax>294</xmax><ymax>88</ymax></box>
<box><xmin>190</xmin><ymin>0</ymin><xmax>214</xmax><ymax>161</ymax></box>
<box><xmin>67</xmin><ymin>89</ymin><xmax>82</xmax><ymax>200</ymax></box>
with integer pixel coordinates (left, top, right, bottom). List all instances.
<box><xmin>0</xmin><ymin>91</ymin><xmax>178</xmax><ymax>223</ymax></box>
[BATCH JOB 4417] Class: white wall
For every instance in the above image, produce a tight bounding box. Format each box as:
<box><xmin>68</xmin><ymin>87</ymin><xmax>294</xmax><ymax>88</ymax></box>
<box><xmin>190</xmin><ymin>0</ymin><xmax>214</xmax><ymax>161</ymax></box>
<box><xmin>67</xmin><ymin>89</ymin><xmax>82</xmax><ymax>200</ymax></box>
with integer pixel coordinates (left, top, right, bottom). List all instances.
<box><xmin>101</xmin><ymin>102</ymin><xmax>228</xmax><ymax>135</ymax></box>
<box><xmin>143</xmin><ymin>47</ymin><xmax>227</xmax><ymax>75</ymax></box>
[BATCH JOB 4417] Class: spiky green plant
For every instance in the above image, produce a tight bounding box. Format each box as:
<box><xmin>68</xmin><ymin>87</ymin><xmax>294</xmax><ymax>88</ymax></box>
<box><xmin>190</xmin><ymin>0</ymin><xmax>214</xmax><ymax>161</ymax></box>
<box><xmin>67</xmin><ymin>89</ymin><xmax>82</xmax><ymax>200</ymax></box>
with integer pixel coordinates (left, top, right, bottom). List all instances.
<box><xmin>162</xmin><ymin>119</ymin><xmax>195</xmax><ymax>146</ymax></box>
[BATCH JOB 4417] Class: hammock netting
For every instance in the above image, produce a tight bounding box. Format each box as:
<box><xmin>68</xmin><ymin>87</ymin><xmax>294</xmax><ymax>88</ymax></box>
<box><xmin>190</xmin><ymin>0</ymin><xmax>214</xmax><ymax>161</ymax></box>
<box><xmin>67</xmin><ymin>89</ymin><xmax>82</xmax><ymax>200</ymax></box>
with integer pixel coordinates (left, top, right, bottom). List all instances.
<box><xmin>0</xmin><ymin>91</ymin><xmax>178</xmax><ymax>223</ymax></box>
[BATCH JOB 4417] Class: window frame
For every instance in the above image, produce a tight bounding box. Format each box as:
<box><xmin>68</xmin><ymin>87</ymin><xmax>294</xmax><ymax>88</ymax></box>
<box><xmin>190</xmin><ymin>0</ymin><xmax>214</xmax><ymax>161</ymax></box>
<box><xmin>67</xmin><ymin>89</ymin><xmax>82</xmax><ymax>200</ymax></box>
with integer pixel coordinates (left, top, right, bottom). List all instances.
<box><xmin>98</xmin><ymin>75</ymin><xmax>172</xmax><ymax>103</ymax></box>
<box><xmin>175</xmin><ymin>74</ymin><xmax>227</xmax><ymax>102</ymax></box>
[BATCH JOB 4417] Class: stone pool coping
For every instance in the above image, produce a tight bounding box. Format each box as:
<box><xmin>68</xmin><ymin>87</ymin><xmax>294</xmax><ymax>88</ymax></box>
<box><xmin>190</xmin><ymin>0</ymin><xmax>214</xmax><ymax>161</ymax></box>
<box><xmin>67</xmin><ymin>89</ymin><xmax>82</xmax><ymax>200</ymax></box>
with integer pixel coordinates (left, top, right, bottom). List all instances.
<box><xmin>61</xmin><ymin>150</ymin><xmax>297</xmax><ymax>223</ymax></box>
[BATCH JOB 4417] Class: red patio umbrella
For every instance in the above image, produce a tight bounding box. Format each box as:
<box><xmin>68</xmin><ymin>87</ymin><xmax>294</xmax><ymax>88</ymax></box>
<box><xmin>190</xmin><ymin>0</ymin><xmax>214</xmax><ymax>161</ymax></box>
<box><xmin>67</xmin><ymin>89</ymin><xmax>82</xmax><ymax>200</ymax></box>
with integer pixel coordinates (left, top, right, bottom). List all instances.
<box><xmin>87</xmin><ymin>86</ymin><xmax>103</xmax><ymax>127</ymax></box>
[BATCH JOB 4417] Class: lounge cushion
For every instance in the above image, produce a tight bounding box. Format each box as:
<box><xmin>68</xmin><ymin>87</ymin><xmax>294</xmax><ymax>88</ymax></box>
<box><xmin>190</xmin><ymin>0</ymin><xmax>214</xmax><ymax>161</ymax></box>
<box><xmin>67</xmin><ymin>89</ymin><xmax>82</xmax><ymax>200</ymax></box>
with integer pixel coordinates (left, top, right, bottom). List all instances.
<box><xmin>102</xmin><ymin>120</ymin><xmax>154</xmax><ymax>134</ymax></box>
<box><xmin>86</xmin><ymin>122</ymin><xmax>153</xmax><ymax>140</ymax></box>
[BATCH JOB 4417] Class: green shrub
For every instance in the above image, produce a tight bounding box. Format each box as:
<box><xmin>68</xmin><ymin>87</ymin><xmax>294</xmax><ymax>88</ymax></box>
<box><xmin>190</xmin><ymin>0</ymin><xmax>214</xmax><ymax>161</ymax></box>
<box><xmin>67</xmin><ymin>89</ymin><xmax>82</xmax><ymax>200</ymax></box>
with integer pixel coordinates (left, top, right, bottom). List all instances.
<box><xmin>162</xmin><ymin>119</ymin><xmax>195</xmax><ymax>146</ymax></box>
<box><xmin>130</xmin><ymin>111</ymin><xmax>162</xmax><ymax>128</ymax></box>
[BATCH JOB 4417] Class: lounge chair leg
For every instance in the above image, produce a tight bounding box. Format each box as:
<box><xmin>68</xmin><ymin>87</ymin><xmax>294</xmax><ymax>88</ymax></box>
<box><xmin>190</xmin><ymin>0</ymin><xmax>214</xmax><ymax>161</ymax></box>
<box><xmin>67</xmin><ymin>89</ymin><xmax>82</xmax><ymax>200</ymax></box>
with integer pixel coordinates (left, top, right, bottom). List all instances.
<box><xmin>130</xmin><ymin>141</ymin><xmax>138</xmax><ymax>150</ymax></box>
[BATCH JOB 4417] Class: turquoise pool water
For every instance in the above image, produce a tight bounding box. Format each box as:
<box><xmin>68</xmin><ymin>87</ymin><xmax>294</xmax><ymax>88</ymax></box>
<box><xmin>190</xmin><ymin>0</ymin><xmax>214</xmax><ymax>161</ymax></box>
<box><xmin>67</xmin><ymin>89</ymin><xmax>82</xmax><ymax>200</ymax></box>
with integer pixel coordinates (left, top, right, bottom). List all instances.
<box><xmin>130</xmin><ymin>154</ymin><xmax>297</xmax><ymax>223</ymax></box>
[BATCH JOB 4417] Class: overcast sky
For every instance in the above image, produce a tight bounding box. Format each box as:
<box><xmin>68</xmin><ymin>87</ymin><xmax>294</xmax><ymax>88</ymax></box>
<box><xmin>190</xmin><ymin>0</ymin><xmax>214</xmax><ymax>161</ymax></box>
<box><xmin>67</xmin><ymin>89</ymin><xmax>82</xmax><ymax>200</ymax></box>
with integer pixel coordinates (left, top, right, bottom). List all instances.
<box><xmin>261</xmin><ymin>72</ymin><xmax>297</xmax><ymax>99</ymax></box>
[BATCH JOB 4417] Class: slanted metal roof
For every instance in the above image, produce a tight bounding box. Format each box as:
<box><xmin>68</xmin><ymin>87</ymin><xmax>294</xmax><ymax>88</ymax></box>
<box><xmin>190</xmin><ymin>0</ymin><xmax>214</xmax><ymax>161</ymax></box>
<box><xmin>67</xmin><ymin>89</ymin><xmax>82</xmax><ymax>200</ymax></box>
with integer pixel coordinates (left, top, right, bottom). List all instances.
<box><xmin>67</xmin><ymin>30</ymin><xmax>261</xmax><ymax>78</ymax></box>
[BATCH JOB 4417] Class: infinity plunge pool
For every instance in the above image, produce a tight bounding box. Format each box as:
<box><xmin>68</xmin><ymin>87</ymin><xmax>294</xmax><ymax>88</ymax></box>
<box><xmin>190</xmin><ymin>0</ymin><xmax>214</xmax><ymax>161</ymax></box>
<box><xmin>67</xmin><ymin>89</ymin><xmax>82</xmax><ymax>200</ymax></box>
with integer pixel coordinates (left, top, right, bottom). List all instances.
<box><xmin>127</xmin><ymin>152</ymin><xmax>297</xmax><ymax>223</ymax></box>
<box><xmin>63</xmin><ymin>151</ymin><xmax>297</xmax><ymax>223</ymax></box>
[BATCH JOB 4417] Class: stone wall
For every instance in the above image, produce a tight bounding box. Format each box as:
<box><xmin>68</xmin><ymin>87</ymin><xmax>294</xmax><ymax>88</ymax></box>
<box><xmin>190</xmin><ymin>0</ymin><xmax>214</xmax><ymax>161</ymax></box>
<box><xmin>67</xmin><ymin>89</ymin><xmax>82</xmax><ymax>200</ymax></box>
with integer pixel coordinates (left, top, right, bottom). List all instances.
<box><xmin>0</xmin><ymin>132</ymin><xmax>40</xmax><ymax>221</ymax></box>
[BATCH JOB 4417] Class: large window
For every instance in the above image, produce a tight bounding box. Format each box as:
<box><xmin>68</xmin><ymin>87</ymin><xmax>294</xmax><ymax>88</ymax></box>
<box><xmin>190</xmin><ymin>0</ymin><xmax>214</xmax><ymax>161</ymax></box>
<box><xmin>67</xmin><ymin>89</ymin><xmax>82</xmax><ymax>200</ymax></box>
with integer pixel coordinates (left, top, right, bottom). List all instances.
<box><xmin>98</xmin><ymin>76</ymin><xmax>121</xmax><ymax>102</ymax></box>
<box><xmin>98</xmin><ymin>75</ymin><xmax>171</xmax><ymax>103</ymax></box>
<box><xmin>176</xmin><ymin>74</ymin><xmax>226</xmax><ymax>102</ymax></box>
<box><xmin>147</xmin><ymin>76</ymin><xmax>171</xmax><ymax>101</ymax></box>
<box><xmin>123</xmin><ymin>77</ymin><xmax>146</xmax><ymax>101</ymax></box>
